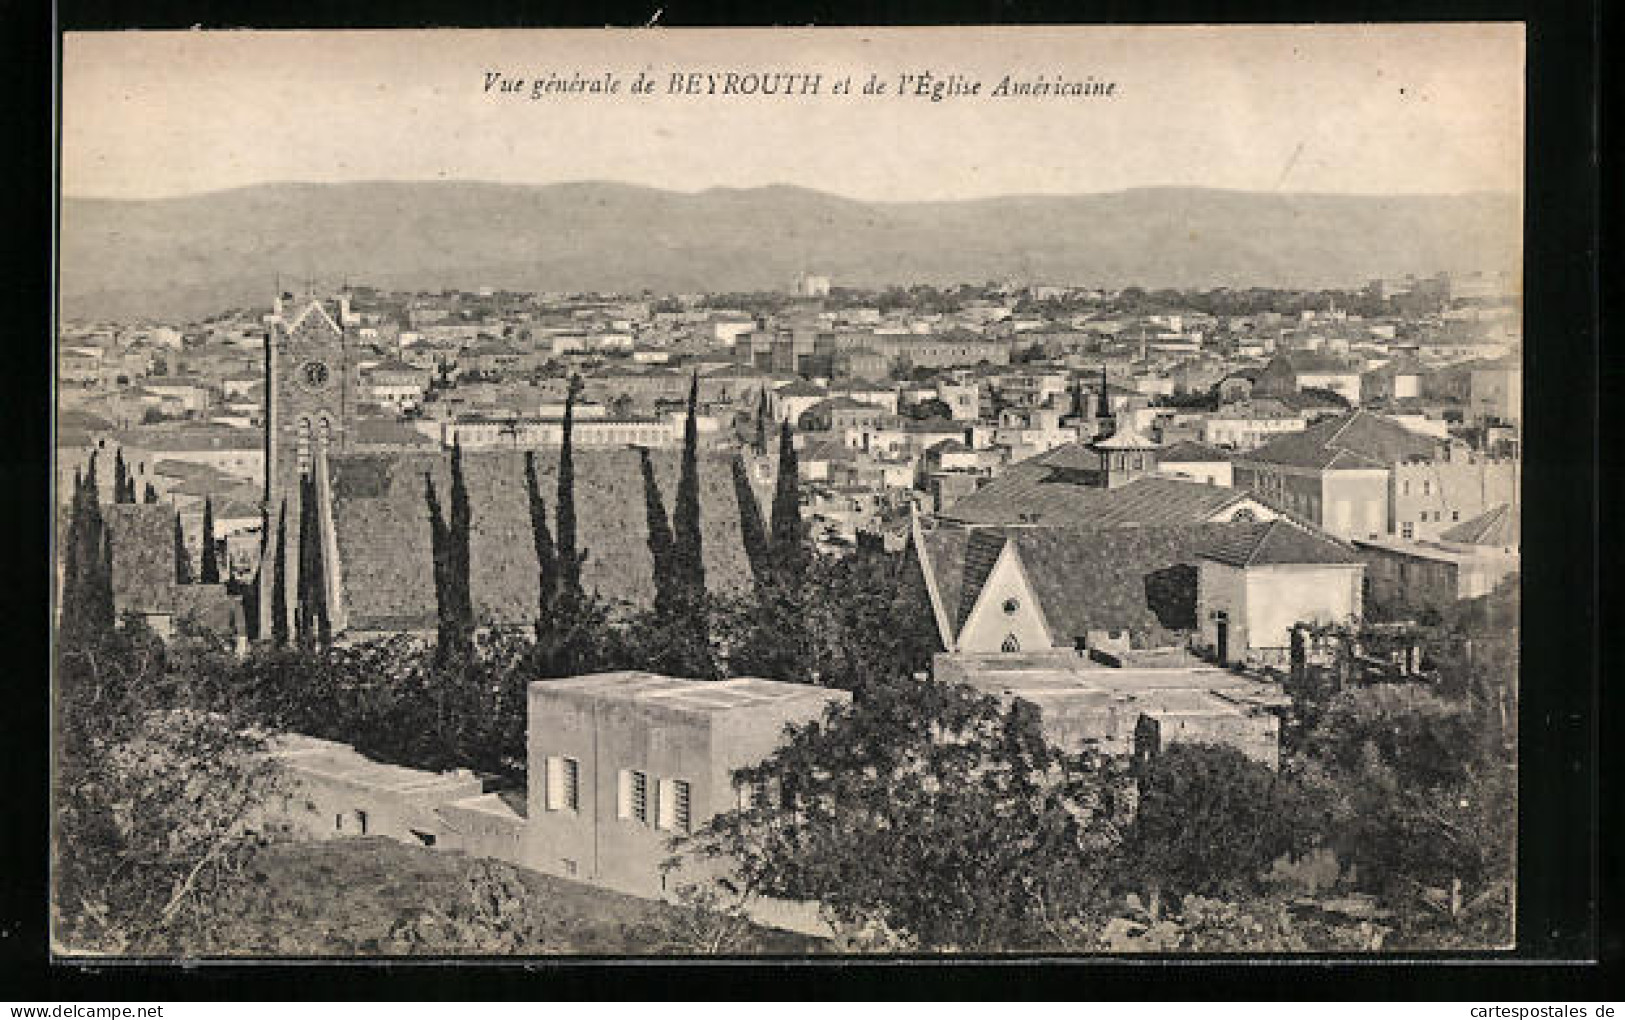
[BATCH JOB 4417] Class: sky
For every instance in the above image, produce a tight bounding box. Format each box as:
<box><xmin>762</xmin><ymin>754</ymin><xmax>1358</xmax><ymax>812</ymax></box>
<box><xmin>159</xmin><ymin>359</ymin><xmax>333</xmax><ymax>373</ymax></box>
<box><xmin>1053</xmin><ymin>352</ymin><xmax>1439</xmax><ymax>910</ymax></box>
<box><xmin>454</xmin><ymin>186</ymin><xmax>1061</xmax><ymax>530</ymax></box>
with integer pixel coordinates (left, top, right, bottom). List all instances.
<box><xmin>60</xmin><ymin>25</ymin><xmax>1524</xmax><ymax>203</ymax></box>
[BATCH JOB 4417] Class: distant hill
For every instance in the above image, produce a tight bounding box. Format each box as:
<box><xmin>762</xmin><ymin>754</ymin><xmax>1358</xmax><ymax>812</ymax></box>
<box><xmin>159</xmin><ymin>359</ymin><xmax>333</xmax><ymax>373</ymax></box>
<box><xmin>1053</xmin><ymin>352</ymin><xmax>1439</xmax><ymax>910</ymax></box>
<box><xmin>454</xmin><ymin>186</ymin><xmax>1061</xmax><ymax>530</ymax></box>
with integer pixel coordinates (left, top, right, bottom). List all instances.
<box><xmin>59</xmin><ymin>181</ymin><xmax>1521</xmax><ymax>322</ymax></box>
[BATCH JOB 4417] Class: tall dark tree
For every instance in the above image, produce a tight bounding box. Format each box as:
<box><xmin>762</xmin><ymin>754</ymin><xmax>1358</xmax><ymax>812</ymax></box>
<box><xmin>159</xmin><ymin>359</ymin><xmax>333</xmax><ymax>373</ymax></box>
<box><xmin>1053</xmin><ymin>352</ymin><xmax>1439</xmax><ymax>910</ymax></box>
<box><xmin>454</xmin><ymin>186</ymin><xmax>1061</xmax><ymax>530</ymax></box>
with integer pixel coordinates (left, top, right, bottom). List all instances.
<box><xmin>768</xmin><ymin>420</ymin><xmax>808</xmax><ymax>587</ymax></box>
<box><xmin>638</xmin><ymin>448</ymin><xmax>679</xmax><ymax>618</ymax></box>
<box><xmin>671</xmin><ymin>372</ymin><xmax>706</xmax><ymax>599</ymax></box>
<box><xmin>173</xmin><ymin>513</ymin><xmax>193</xmax><ymax>584</ymax></box>
<box><xmin>754</xmin><ymin>387</ymin><xmax>769</xmax><ymax>454</ymax></box>
<box><xmin>113</xmin><ymin>449</ymin><xmax>131</xmax><ymax>504</ymax></box>
<box><xmin>555</xmin><ymin>374</ymin><xmax>585</xmax><ymax>606</ymax></box>
<box><xmin>729</xmin><ymin>453</ymin><xmax>772</xmax><ymax>586</ymax></box>
<box><xmin>60</xmin><ymin>469</ymin><xmax>84</xmax><ymax>631</ymax></box>
<box><xmin>523</xmin><ymin>451</ymin><xmax>558</xmax><ymax>625</ymax></box>
<box><xmin>424</xmin><ymin>469</ymin><xmax>470</xmax><ymax>662</ymax></box>
<box><xmin>199</xmin><ymin>498</ymin><xmax>220</xmax><ymax>584</ymax></box>
<box><xmin>447</xmin><ymin>439</ymin><xmax>474</xmax><ymax>638</ymax></box>
<box><xmin>142</xmin><ymin>482</ymin><xmax>159</xmax><ymax>504</ymax></box>
<box><xmin>270</xmin><ymin>502</ymin><xmax>289</xmax><ymax>647</ymax></box>
<box><xmin>59</xmin><ymin>464</ymin><xmax>114</xmax><ymax>643</ymax></box>
<box><xmin>294</xmin><ymin>475</ymin><xmax>330</xmax><ymax>648</ymax></box>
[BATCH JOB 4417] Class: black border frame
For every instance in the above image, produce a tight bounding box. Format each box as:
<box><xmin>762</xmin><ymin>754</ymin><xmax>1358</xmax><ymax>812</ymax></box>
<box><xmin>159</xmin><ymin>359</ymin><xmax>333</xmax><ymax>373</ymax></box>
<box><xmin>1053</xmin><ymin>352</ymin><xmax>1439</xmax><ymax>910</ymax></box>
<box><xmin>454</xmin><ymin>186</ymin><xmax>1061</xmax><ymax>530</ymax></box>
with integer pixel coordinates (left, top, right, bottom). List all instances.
<box><xmin>5</xmin><ymin>0</ymin><xmax>1609</xmax><ymax>999</ymax></box>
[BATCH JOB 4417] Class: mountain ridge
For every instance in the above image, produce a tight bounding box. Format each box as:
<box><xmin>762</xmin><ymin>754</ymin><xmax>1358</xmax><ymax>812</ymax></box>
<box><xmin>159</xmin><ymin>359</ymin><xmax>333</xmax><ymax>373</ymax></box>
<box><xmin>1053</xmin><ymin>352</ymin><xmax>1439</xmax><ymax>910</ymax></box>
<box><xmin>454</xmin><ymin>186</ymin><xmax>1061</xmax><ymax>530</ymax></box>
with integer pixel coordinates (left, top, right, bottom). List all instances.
<box><xmin>59</xmin><ymin>181</ymin><xmax>1521</xmax><ymax>322</ymax></box>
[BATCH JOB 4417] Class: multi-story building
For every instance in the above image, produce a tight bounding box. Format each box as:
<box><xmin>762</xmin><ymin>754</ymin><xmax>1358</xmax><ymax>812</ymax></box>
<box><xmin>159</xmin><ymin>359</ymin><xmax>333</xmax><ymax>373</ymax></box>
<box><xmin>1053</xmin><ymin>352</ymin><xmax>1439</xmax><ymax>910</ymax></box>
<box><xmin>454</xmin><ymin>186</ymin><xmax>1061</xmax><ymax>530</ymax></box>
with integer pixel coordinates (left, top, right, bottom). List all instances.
<box><xmin>1231</xmin><ymin>409</ymin><xmax>1446</xmax><ymax>541</ymax></box>
<box><xmin>525</xmin><ymin>672</ymin><xmax>848</xmax><ymax>898</ymax></box>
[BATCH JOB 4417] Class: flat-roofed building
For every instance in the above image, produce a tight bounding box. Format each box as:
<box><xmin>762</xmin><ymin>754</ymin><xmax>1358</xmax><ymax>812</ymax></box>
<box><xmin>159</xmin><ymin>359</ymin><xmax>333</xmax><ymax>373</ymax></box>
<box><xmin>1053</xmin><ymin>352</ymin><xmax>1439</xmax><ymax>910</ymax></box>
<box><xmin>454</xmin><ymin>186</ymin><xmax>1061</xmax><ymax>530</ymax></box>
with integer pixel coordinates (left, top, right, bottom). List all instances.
<box><xmin>262</xmin><ymin>733</ymin><xmax>487</xmax><ymax>847</ymax></box>
<box><xmin>933</xmin><ymin>653</ymin><xmax>1287</xmax><ymax>767</ymax></box>
<box><xmin>525</xmin><ymin>672</ymin><xmax>849</xmax><ymax>899</ymax></box>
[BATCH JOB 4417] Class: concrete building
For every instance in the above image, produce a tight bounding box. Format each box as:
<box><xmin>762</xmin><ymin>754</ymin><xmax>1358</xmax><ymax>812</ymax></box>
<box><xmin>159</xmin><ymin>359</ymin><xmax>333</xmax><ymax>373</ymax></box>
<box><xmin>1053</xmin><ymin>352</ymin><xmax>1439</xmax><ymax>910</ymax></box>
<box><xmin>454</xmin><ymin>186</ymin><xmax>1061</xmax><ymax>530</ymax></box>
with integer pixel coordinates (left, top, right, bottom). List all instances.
<box><xmin>1390</xmin><ymin>449</ymin><xmax>1518</xmax><ymax>541</ymax></box>
<box><xmin>1353</xmin><ymin>536</ymin><xmax>1518</xmax><ymax>613</ymax></box>
<box><xmin>1232</xmin><ymin>410</ymin><xmax>1446</xmax><ymax>540</ymax></box>
<box><xmin>1353</xmin><ymin>502</ymin><xmax>1518</xmax><ymax>611</ymax></box>
<box><xmin>525</xmin><ymin>673</ymin><xmax>849</xmax><ymax>899</ymax></box>
<box><xmin>933</xmin><ymin>653</ymin><xmax>1286</xmax><ymax>767</ymax></box>
<box><xmin>263</xmin><ymin>734</ymin><xmax>487</xmax><ymax>846</ymax></box>
<box><xmin>1195</xmin><ymin>520</ymin><xmax>1365</xmax><ymax>666</ymax></box>
<box><xmin>1202</xmin><ymin>401</ymin><xmax>1309</xmax><ymax>450</ymax></box>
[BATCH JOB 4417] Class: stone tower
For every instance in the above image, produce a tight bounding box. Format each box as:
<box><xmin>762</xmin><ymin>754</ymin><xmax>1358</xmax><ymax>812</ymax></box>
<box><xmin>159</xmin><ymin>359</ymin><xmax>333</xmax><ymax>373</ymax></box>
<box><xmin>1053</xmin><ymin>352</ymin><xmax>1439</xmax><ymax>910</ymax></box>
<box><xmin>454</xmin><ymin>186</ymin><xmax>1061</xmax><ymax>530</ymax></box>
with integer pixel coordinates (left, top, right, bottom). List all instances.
<box><xmin>257</xmin><ymin>287</ymin><xmax>356</xmax><ymax>638</ymax></box>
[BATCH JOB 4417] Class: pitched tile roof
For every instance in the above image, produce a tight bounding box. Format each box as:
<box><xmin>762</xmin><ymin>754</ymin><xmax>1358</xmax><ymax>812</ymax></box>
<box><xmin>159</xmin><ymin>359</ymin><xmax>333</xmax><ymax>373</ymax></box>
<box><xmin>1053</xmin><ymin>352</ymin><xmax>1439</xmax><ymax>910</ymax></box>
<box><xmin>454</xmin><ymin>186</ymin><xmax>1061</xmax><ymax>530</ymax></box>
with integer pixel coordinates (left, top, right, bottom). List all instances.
<box><xmin>1197</xmin><ymin>519</ymin><xmax>1362</xmax><ymax>568</ymax></box>
<box><xmin>1440</xmin><ymin>502</ymin><xmax>1519</xmax><ymax>547</ymax></box>
<box><xmin>105</xmin><ymin>504</ymin><xmax>177</xmax><ymax>615</ymax></box>
<box><xmin>1158</xmin><ymin>440</ymin><xmax>1231</xmax><ymax>463</ymax></box>
<box><xmin>919</xmin><ymin>519</ymin><xmax>1261</xmax><ymax>644</ymax></box>
<box><xmin>325</xmin><ymin>447</ymin><xmax>755</xmax><ymax>632</ymax></box>
<box><xmin>942</xmin><ymin>445</ymin><xmax>1256</xmax><ymax>527</ymax></box>
<box><xmin>1236</xmin><ymin>410</ymin><xmax>1442</xmax><ymax>471</ymax></box>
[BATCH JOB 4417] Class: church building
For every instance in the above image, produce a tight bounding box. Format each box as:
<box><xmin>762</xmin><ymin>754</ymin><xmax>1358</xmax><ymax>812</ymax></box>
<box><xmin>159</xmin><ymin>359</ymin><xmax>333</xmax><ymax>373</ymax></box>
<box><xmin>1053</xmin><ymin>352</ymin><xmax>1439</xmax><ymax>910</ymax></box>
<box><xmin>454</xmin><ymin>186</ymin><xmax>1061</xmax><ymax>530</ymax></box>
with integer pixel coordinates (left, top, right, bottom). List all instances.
<box><xmin>254</xmin><ymin>290</ymin><xmax>758</xmax><ymax>642</ymax></box>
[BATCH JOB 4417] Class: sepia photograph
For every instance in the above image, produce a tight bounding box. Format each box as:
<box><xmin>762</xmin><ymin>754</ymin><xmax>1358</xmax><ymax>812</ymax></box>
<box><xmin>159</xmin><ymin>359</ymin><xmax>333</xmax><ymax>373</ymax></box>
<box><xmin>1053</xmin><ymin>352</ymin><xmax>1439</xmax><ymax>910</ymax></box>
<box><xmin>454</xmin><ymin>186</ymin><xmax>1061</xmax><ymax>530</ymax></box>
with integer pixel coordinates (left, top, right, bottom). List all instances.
<box><xmin>52</xmin><ymin>24</ymin><xmax>1526</xmax><ymax>958</ymax></box>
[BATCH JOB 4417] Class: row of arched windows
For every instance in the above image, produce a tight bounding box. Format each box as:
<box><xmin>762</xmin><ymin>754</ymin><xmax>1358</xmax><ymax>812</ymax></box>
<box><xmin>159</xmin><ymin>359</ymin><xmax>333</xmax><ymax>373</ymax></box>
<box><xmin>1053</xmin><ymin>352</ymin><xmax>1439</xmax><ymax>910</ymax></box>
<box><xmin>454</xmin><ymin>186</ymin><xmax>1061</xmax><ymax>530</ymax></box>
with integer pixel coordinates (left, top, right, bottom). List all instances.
<box><xmin>295</xmin><ymin>415</ymin><xmax>334</xmax><ymax>475</ymax></box>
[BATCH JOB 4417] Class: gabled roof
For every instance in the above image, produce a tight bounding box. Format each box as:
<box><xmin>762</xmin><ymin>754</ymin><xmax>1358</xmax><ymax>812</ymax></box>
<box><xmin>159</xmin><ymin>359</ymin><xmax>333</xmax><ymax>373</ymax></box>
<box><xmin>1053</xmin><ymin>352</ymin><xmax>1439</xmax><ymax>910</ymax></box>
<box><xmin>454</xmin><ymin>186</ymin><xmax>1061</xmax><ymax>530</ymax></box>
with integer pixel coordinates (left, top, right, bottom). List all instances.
<box><xmin>942</xmin><ymin>445</ymin><xmax>1261</xmax><ymax>528</ymax></box>
<box><xmin>1440</xmin><ymin>502</ymin><xmax>1519</xmax><ymax>547</ymax></box>
<box><xmin>286</xmin><ymin>299</ymin><xmax>343</xmax><ymax>340</ymax></box>
<box><xmin>1198</xmin><ymin>519</ymin><xmax>1362</xmax><ymax>568</ymax></box>
<box><xmin>918</xmin><ymin>518</ymin><xmax>1265</xmax><ymax>645</ymax></box>
<box><xmin>1237</xmin><ymin>410</ymin><xmax>1442</xmax><ymax>471</ymax></box>
<box><xmin>325</xmin><ymin>447</ymin><xmax>756</xmax><ymax>631</ymax></box>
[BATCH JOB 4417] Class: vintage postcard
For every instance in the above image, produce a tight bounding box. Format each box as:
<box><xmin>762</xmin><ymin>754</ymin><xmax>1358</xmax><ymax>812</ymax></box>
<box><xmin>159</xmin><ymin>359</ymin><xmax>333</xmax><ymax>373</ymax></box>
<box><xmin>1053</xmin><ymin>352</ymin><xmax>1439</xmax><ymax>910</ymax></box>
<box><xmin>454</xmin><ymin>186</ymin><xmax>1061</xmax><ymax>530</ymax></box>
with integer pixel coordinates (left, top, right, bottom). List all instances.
<box><xmin>54</xmin><ymin>25</ymin><xmax>1523</xmax><ymax>957</ymax></box>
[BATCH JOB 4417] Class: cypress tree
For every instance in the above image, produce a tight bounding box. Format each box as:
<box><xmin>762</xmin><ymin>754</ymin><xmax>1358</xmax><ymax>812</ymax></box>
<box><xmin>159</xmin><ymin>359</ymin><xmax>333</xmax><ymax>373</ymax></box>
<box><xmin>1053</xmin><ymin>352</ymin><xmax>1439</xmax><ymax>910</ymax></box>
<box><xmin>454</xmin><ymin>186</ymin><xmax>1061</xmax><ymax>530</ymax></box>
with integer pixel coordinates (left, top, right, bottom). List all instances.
<box><xmin>425</xmin><ymin>471</ymin><xmax>453</xmax><ymax>658</ymax></box>
<box><xmin>768</xmin><ymin>419</ymin><xmax>808</xmax><ymax>587</ymax></box>
<box><xmin>729</xmin><ymin>453</ymin><xmax>771</xmax><ymax>586</ymax></box>
<box><xmin>199</xmin><ymin>497</ymin><xmax>220</xmax><ymax>584</ymax></box>
<box><xmin>94</xmin><ymin>526</ymin><xmax>115</xmax><ymax>635</ymax></box>
<box><xmin>295</xmin><ymin>477</ymin><xmax>314</xmax><ymax>645</ymax></box>
<box><xmin>173</xmin><ymin>512</ymin><xmax>193</xmax><ymax>584</ymax></box>
<box><xmin>143</xmin><ymin>482</ymin><xmax>159</xmax><ymax>504</ymax></box>
<box><xmin>638</xmin><ymin>447</ymin><xmax>678</xmax><ymax>618</ymax></box>
<box><xmin>754</xmin><ymin>388</ymin><xmax>769</xmax><ymax>454</ymax></box>
<box><xmin>78</xmin><ymin>454</ymin><xmax>115</xmax><ymax>637</ymax></box>
<box><xmin>270</xmin><ymin>502</ymin><xmax>289</xmax><ymax>647</ymax></box>
<box><xmin>523</xmin><ymin>451</ymin><xmax>558</xmax><ymax>625</ymax></box>
<box><xmin>447</xmin><ymin>439</ymin><xmax>475</xmax><ymax>649</ymax></box>
<box><xmin>60</xmin><ymin>470</ymin><xmax>84</xmax><ymax>632</ymax></box>
<box><xmin>60</xmin><ymin>466</ymin><xmax>113</xmax><ymax>642</ymax></box>
<box><xmin>555</xmin><ymin>374</ymin><xmax>585</xmax><ymax>605</ymax></box>
<box><xmin>671</xmin><ymin>371</ymin><xmax>705</xmax><ymax>599</ymax></box>
<box><xmin>294</xmin><ymin>475</ymin><xmax>329</xmax><ymax>648</ymax></box>
<box><xmin>113</xmin><ymin>449</ymin><xmax>130</xmax><ymax>504</ymax></box>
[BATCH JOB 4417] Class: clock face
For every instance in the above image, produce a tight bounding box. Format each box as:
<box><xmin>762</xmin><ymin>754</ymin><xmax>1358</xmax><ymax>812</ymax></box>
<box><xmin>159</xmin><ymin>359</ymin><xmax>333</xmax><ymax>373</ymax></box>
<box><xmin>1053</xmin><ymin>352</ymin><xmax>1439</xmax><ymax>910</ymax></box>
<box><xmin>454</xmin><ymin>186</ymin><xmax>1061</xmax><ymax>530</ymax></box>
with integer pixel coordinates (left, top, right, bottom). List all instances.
<box><xmin>299</xmin><ymin>360</ymin><xmax>332</xmax><ymax>391</ymax></box>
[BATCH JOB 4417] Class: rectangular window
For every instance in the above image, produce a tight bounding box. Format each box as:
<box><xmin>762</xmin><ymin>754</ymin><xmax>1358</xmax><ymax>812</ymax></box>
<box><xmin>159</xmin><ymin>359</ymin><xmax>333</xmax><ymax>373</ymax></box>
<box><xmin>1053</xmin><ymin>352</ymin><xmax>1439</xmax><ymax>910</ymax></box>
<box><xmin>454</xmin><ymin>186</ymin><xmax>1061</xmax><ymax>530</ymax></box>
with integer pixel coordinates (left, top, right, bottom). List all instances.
<box><xmin>617</xmin><ymin>769</ymin><xmax>650</xmax><ymax>823</ymax></box>
<box><xmin>1401</xmin><ymin>522</ymin><xmax>1414</xmax><ymax>539</ymax></box>
<box><xmin>1452</xmin><ymin>510</ymin><xmax>1460</xmax><ymax>521</ymax></box>
<box><xmin>656</xmin><ymin>777</ymin><xmax>691</xmax><ymax>832</ymax></box>
<box><xmin>546</xmin><ymin>755</ymin><xmax>580</xmax><ymax>812</ymax></box>
<box><xmin>672</xmin><ymin>780</ymin><xmax>692</xmax><ymax>833</ymax></box>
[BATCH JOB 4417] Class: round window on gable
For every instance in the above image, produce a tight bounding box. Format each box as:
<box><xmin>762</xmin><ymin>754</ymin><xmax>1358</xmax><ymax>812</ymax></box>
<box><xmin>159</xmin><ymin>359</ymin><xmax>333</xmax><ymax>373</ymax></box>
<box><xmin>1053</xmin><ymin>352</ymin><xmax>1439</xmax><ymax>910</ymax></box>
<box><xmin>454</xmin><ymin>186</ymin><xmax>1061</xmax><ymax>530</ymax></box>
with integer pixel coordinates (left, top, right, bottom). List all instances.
<box><xmin>1002</xmin><ymin>597</ymin><xmax>1021</xmax><ymax>615</ymax></box>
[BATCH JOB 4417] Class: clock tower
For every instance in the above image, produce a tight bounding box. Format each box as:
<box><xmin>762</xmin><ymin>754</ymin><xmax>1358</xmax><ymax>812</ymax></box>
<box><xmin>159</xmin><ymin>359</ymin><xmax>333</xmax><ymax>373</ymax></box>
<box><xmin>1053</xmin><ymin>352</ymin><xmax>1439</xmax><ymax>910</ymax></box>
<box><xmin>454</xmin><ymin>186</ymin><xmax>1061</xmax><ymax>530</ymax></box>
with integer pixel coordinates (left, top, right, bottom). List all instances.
<box><xmin>265</xmin><ymin>289</ymin><xmax>356</xmax><ymax>509</ymax></box>
<box><xmin>258</xmin><ymin>287</ymin><xmax>357</xmax><ymax>638</ymax></box>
